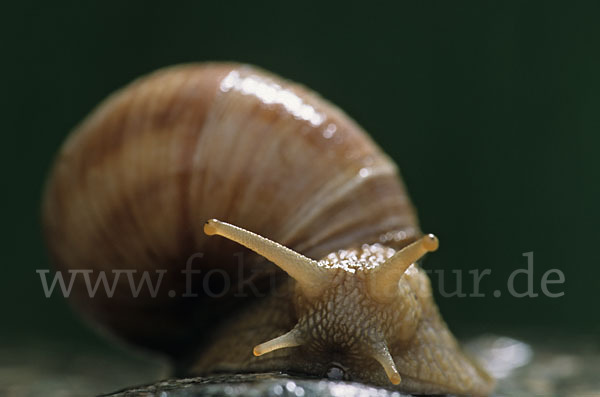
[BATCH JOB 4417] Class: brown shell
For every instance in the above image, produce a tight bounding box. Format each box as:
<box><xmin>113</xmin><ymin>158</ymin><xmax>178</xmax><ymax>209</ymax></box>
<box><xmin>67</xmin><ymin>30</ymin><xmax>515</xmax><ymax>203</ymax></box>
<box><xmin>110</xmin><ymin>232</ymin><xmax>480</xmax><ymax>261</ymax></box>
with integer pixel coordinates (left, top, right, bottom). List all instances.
<box><xmin>42</xmin><ymin>63</ymin><xmax>418</xmax><ymax>358</ymax></box>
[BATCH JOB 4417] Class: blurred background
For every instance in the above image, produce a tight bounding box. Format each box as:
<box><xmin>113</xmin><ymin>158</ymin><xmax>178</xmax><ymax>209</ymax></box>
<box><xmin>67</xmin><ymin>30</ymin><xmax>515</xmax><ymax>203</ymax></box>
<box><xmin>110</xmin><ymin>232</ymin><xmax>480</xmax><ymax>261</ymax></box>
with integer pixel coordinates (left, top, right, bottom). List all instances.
<box><xmin>2</xmin><ymin>1</ymin><xmax>599</xmax><ymax>395</ymax></box>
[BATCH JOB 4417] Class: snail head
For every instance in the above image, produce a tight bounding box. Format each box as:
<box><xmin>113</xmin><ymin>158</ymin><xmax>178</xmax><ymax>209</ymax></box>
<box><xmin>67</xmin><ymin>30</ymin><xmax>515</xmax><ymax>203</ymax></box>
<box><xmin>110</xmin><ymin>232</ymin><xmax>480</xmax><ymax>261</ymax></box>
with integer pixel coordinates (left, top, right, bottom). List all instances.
<box><xmin>204</xmin><ymin>219</ymin><xmax>438</xmax><ymax>385</ymax></box>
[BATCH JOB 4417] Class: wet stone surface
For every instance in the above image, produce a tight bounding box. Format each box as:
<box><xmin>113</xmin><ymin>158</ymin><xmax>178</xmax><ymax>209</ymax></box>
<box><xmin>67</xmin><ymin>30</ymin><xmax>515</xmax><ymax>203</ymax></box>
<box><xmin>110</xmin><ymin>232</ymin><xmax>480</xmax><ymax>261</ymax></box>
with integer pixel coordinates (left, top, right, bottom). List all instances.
<box><xmin>105</xmin><ymin>336</ymin><xmax>600</xmax><ymax>397</ymax></box>
<box><xmin>105</xmin><ymin>335</ymin><xmax>600</xmax><ymax>397</ymax></box>
<box><xmin>104</xmin><ymin>374</ymin><xmax>413</xmax><ymax>397</ymax></box>
<box><xmin>1</xmin><ymin>334</ymin><xmax>598</xmax><ymax>396</ymax></box>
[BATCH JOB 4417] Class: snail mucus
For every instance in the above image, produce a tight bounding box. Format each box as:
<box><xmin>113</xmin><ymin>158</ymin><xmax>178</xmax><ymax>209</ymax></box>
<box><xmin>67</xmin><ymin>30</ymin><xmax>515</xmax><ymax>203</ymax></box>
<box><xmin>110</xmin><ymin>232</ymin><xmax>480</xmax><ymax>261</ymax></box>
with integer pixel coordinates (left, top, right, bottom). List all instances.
<box><xmin>42</xmin><ymin>63</ymin><xmax>495</xmax><ymax>396</ymax></box>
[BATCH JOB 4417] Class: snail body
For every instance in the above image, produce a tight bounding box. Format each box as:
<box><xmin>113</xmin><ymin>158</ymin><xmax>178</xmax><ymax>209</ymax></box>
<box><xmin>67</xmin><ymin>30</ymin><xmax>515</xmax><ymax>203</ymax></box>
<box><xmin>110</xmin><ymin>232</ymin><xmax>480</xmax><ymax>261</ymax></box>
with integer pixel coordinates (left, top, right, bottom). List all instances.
<box><xmin>43</xmin><ymin>63</ymin><xmax>494</xmax><ymax>395</ymax></box>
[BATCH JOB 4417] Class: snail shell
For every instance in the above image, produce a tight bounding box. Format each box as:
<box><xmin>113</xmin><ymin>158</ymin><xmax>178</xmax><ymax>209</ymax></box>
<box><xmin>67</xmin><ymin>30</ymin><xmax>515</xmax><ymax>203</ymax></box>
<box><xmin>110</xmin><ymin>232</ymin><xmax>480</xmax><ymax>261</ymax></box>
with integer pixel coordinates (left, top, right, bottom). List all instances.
<box><xmin>42</xmin><ymin>63</ymin><xmax>494</xmax><ymax>395</ymax></box>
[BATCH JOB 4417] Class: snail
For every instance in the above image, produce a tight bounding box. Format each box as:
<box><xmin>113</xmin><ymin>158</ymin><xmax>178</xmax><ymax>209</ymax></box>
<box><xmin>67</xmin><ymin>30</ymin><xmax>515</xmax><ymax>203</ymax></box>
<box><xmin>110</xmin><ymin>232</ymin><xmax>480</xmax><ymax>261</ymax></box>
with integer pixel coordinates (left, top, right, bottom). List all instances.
<box><xmin>42</xmin><ymin>63</ymin><xmax>495</xmax><ymax>396</ymax></box>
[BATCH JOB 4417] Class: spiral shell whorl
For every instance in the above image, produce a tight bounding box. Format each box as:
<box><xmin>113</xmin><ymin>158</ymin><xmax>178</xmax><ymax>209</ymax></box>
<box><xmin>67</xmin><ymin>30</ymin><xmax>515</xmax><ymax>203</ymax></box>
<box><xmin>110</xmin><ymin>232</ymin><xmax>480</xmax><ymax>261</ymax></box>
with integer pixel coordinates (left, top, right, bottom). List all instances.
<box><xmin>42</xmin><ymin>63</ymin><xmax>418</xmax><ymax>356</ymax></box>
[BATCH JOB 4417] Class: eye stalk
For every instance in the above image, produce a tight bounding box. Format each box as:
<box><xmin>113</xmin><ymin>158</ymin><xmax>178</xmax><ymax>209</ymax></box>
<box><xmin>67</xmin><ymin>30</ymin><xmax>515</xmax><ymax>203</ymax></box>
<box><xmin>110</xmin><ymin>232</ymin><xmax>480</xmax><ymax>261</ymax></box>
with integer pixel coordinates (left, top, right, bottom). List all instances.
<box><xmin>204</xmin><ymin>219</ymin><xmax>331</xmax><ymax>297</ymax></box>
<box><xmin>367</xmin><ymin>233</ymin><xmax>439</xmax><ymax>303</ymax></box>
<box><xmin>423</xmin><ymin>233</ymin><xmax>439</xmax><ymax>251</ymax></box>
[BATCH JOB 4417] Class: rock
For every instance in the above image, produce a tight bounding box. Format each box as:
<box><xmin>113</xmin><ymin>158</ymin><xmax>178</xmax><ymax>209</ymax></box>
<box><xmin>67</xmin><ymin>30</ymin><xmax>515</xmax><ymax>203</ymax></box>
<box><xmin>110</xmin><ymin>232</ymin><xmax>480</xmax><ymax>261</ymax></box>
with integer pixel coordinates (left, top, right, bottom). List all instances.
<box><xmin>105</xmin><ymin>334</ymin><xmax>600</xmax><ymax>396</ymax></box>
<box><xmin>3</xmin><ymin>334</ymin><xmax>598</xmax><ymax>396</ymax></box>
<box><xmin>103</xmin><ymin>374</ymin><xmax>412</xmax><ymax>397</ymax></box>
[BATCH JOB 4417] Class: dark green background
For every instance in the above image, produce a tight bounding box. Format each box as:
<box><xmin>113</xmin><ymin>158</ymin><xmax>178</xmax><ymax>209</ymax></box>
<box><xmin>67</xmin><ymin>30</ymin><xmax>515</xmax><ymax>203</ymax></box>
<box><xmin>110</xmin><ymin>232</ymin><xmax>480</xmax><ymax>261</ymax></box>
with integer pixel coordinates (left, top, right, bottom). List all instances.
<box><xmin>3</xmin><ymin>1</ymin><xmax>598</xmax><ymax>352</ymax></box>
